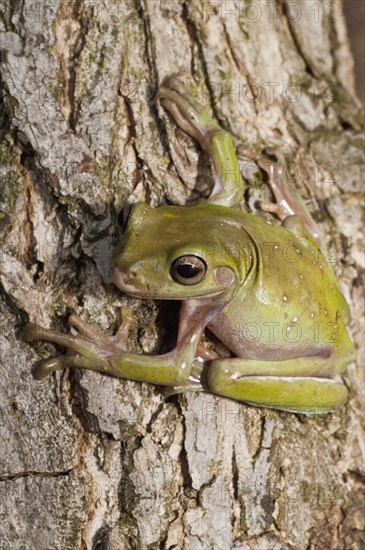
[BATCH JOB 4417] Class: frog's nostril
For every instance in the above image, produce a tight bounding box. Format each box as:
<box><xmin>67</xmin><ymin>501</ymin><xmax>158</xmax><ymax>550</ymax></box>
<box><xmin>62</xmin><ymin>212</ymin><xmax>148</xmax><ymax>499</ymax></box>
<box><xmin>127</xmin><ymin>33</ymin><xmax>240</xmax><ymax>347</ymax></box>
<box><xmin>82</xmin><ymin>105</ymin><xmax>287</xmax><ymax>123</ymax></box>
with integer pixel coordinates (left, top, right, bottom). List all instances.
<box><xmin>130</xmin><ymin>271</ymin><xmax>137</xmax><ymax>278</ymax></box>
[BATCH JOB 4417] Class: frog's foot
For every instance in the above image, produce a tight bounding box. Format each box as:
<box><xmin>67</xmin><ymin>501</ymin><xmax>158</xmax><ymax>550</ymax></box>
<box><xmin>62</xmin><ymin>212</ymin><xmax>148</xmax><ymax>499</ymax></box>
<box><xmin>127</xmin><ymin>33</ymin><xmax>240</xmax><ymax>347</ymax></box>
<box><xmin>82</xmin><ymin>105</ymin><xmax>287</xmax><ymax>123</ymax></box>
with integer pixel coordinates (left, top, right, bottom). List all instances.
<box><xmin>24</xmin><ymin>304</ymin><xmax>212</xmax><ymax>386</ymax></box>
<box><xmin>157</xmin><ymin>75</ymin><xmax>222</xmax><ymax>153</ymax></box>
<box><xmin>157</xmin><ymin>75</ymin><xmax>245</xmax><ymax>207</ymax></box>
<box><xmin>259</xmin><ymin>198</ymin><xmax>288</xmax><ymax>221</ymax></box>
<box><xmin>24</xmin><ymin>314</ymin><xmax>118</xmax><ymax>379</ymax></box>
<box><xmin>236</xmin><ymin>148</ymin><xmax>289</xmax><ymax>221</ymax></box>
<box><xmin>258</xmin><ymin>161</ymin><xmax>296</xmax><ymax>221</ymax></box>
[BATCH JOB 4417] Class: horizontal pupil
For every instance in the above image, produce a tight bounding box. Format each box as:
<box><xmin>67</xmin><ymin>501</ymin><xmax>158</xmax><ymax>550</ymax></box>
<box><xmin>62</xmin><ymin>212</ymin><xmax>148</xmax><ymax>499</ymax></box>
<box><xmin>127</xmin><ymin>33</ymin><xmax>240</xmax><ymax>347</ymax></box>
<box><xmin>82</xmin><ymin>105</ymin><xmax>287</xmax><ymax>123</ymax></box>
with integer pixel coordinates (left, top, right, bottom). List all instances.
<box><xmin>177</xmin><ymin>264</ymin><xmax>199</xmax><ymax>278</ymax></box>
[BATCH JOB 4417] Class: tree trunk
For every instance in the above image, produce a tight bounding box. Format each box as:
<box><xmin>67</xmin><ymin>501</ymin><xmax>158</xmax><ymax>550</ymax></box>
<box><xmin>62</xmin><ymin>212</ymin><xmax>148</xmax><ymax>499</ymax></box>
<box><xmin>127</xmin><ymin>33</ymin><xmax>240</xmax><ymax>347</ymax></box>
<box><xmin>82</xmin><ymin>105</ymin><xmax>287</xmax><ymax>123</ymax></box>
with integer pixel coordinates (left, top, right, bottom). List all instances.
<box><xmin>0</xmin><ymin>1</ymin><xmax>363</xmax><ymax>548</ymax></box>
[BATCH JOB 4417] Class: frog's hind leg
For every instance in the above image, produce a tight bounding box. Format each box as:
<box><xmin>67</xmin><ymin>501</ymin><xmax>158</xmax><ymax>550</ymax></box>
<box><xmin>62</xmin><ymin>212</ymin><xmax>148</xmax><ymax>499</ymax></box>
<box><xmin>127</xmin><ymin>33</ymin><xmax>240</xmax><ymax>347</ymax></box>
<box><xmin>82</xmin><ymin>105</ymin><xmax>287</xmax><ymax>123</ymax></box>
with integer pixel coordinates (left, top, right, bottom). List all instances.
<box><xmin>208</xmin><ymin>356</ymin><xmax>348</xmax><ymax>414</ymax></box>
<box><xmin>157</xmin><ymin>75</ymin><xmax>245</xmax><ymax>207</ymax></box>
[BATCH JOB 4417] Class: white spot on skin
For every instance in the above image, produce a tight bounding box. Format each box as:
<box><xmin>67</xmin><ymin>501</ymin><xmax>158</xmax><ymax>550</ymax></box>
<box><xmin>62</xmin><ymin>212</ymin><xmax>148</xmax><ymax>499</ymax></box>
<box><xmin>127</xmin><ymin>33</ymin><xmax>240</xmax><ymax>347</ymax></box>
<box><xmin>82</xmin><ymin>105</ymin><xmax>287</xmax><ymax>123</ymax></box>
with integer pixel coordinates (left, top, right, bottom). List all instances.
<box><xmin>310</xmin><ymin>313</ymin><xmax>315</xmax><ymax>318</ymax></box>
<box><xmin>274</xmin><ymin>245</ymin><xmax>279</xmax><ymax>249</ymax></box>
<box><xmin>286</xmin><ymin>326</ymin><xmax>291</xmax><ymax>332</ymax></box>
<box><xmin>293</xmin><ymin>317</ymin><xmax>298</xmax><ymax>323</ymax></box>
<box><xmin>324</xmin><ymin>309</ymin><xmax>328</xmax><ymax>315</ymax></box>
<box><xmin>283</xmin><ymin>295</ymin><xmax>288</xmax><ymax>302</ymax></box>
<box><xmin>299</xmin><ymin>274</ymin><xmax>303</xmax><ymax>280</ymax></box>
<box><xmin>265</xmin><ymin>220</ymin><xmax>273</xmax><ymax>225</ymax></box>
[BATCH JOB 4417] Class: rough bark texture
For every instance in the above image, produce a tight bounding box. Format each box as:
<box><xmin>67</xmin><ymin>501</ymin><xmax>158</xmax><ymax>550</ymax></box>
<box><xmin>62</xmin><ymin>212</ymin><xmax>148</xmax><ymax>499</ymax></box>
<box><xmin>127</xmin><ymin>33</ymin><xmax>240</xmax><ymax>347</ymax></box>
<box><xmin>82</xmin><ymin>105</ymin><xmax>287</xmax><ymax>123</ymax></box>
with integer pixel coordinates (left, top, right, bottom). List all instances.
<box><xmin>0</xmin><ymin>1</ymin><xmax>364</xmax><ymax>549</ymax></box>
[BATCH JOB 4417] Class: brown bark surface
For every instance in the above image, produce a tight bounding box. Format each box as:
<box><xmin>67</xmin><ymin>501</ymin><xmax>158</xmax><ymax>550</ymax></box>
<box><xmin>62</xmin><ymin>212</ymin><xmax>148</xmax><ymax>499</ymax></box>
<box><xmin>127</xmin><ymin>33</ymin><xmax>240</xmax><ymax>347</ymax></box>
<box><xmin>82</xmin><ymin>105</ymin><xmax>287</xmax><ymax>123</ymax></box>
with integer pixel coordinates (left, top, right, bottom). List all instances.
<box><xmin>0</xmin><ymin>1</ymin><xmax>364</xmax><ymax>549</ymax></box>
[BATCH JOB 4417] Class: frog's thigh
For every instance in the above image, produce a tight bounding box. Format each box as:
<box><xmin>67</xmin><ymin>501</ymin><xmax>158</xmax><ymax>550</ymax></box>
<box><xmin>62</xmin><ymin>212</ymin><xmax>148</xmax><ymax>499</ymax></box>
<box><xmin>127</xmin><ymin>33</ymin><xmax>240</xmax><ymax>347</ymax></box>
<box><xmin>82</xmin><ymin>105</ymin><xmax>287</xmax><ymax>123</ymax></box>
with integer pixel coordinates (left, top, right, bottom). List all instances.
<box><xmin>208</xmin><ymin>357</ymin><xmax>348</xmax><ymax>413</ymax></box>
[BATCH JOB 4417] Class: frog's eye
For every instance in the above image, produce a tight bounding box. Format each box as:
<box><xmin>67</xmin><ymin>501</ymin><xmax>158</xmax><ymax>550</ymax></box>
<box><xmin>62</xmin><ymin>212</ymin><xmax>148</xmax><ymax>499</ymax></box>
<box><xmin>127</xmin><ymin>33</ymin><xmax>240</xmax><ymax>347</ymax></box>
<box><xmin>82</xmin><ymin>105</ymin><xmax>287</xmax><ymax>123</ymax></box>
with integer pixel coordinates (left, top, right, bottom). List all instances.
<box><xmin>170</xmin><ymin>255</ymin><xmax>207</xmax><ymax>285</ymax></box>
<box><xmin>118</xmin><ymin>204</ymin><xmax>136</xmax><ymax>231</ymax></box>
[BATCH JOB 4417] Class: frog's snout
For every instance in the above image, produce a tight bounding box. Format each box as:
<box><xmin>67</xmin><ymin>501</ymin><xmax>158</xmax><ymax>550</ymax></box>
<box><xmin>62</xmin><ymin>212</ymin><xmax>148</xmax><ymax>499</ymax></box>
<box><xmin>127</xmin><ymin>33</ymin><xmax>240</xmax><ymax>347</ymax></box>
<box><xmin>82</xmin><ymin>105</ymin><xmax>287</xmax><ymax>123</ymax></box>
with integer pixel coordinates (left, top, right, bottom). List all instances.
<box><xmin>113</xmin><ymin>267</ymin><xmax>139</xmax><ymax>294</ymax></box>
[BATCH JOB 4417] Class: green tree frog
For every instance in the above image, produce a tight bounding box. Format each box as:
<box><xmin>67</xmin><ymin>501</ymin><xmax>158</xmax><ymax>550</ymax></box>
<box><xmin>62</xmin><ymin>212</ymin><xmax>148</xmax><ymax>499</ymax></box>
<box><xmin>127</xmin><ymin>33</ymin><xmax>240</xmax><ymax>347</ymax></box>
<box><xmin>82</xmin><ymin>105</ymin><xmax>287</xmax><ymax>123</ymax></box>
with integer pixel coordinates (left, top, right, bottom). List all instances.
<box><xmin>25</xmin><ymin>76</ymin><xmax>355</xmax><ymax>413</ymax></box>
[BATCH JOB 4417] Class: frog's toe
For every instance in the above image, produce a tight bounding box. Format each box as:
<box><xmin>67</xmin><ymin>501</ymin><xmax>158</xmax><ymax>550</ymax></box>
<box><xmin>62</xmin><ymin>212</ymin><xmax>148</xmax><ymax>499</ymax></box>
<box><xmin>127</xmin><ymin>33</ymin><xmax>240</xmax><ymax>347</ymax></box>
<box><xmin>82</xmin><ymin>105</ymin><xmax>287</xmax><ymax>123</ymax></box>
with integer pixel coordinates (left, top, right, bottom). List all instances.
<box><xmin>157</xmin><ymin>76</ymin><xmax>220</xmax><ymax>141</ymax></box>
<box><xmin>159</xmin><ymin>74</ymin><xmax>185</xmax><ymax>95</ymax></box>
<box><xmin>32</xmin><ymin>353</ymin><xmax>106</xmax><ymax>379</ymax></box>
<box><xmin>258</xmin><ymin>199</ymin><xmax>287</xmax><ymax>221</ymax></box>
<box><xmin>25</xmin><ymin>318</ymin><xmax>107</xmax><ymax>360</ymax></box>
<box><xmin>24</xmin><ymin>322</ymin><xmax>50</xmax><ymax>342</ymax></box>
<box><xmin>68</xmin><ymin>313</ymin><xmax>108</xmax><ymax>345</ymax></box>
<box><xmin>114</xmin><ymin>306</ymin><xmax>135</xmax><ymax>349</ymax></box>
<box><xmin>33</xmin><ymin>356</ymin><xmax>68</xmax><ymax>379</ymax></box>
<box><xmin>159</xmin><ymin>75</ymin><xmax>202</xmax><ymax>111</ymax></box>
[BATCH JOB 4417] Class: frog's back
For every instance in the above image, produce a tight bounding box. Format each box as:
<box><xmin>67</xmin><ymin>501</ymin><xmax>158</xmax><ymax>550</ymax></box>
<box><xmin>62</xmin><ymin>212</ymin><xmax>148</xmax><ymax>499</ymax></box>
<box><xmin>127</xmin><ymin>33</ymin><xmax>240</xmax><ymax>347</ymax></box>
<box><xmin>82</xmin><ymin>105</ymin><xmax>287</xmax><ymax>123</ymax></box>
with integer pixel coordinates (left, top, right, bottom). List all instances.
<box><xmin>207</xmin><ymin>211</ymin><xmax>354</xmax><ymax>370</ymax></box>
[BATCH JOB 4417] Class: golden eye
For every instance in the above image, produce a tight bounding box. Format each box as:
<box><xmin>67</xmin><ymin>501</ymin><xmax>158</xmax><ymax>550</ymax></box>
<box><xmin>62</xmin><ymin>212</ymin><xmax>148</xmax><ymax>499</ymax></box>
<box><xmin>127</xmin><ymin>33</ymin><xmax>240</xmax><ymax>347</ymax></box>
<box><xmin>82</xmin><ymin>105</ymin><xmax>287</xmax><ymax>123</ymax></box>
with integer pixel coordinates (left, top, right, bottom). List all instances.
<box><xmin>170</xmin><ymin>255</ymin><xmax>207</xmax><ymax>285</ymax></box>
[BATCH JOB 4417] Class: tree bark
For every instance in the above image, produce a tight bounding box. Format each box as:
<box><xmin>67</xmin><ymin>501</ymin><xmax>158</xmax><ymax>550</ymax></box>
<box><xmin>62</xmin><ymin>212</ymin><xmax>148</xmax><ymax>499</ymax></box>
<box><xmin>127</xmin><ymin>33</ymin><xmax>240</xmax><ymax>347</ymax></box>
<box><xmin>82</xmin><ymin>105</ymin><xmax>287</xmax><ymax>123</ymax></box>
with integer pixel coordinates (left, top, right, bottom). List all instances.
<box><xmin>0</xmin><ymin>1</ymin><xmax>364</xmax><ymax>549</ymax></box>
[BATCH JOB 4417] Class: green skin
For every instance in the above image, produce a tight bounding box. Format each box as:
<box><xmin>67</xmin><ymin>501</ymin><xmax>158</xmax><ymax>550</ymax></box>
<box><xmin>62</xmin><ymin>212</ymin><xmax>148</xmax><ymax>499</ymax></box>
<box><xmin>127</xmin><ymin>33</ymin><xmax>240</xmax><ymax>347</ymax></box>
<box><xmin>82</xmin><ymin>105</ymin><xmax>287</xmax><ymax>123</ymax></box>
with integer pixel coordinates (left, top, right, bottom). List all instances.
<box><xmin>25</xmin><ymin>76</ymin><xmax>355</xmax><ymax>413</ymax></box>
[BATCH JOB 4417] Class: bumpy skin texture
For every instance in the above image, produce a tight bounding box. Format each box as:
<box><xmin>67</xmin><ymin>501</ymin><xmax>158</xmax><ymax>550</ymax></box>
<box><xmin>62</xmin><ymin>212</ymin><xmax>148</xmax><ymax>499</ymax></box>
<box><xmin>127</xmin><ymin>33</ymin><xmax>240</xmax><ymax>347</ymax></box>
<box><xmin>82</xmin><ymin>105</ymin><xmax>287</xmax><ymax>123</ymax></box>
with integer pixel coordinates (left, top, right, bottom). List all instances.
<box><xmin>25</xmin><ymin>76</ymin><xmax>355</xmax><ymax>414</ymax></box>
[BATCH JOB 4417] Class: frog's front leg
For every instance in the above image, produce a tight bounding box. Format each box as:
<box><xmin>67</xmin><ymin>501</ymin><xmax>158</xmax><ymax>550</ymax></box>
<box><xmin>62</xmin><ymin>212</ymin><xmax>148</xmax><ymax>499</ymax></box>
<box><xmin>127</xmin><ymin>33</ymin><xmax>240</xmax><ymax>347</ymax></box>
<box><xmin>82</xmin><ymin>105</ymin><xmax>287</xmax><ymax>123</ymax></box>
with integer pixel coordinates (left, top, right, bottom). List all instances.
<box><xmin>24</xmin><ymin>311</ymin><xmax>206</xmax><ymax>386</ymax></box>
<box><xmin>256</xmin><ymin>154</ymin><xmax>322</xmax><ymax>245</ymax></box>
<box><xmin>208</xmin><ymin>356</ymin><xmax>348</xmax><ymax>413</ymax></box>
<box><xmin>157</xmin><ymin>75</ymin><xmax>245</xmax><ymax>207</ymax></box>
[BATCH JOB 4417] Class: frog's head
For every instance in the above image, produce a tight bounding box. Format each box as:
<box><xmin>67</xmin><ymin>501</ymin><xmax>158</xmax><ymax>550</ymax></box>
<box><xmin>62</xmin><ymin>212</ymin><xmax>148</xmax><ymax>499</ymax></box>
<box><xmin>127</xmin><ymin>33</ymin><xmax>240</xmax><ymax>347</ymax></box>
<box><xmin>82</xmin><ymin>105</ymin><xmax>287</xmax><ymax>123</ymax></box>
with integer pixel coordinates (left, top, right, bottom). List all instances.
<box><xmin>113</xmin><ymin>202</ymin><xmax>242</xmax><ymax>300</ymax></box>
